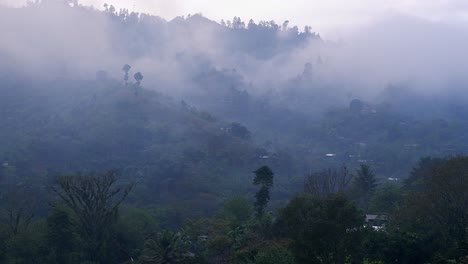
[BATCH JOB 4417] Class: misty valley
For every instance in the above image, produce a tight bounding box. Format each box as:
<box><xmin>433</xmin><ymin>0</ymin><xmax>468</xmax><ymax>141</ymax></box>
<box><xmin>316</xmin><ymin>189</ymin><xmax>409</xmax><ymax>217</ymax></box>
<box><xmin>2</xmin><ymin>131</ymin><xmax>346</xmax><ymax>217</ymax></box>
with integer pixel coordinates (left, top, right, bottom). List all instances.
<box><xmin>0</xmin><ymin>1</ymin><xmax>467</xmax><ymax>264</ymax></box>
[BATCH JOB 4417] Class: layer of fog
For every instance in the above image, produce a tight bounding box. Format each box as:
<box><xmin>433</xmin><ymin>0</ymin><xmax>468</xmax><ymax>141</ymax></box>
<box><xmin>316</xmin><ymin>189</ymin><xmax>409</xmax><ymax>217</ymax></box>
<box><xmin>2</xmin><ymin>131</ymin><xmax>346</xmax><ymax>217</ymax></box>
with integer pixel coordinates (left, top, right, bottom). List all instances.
<box><xmin>2</xmin><ymin>1</ymin><xmax>468</xmax><ymax>114</ymax></box>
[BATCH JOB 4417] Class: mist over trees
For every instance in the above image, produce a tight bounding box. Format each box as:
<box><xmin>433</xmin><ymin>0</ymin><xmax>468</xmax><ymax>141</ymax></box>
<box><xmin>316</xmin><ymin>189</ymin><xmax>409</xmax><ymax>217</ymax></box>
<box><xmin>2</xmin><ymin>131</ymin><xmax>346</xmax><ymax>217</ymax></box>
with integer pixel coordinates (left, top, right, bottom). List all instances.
<box><xmin>0</xmin><ymin>0</ymin><xmax>467</xmax><ymax>263</ymax></box>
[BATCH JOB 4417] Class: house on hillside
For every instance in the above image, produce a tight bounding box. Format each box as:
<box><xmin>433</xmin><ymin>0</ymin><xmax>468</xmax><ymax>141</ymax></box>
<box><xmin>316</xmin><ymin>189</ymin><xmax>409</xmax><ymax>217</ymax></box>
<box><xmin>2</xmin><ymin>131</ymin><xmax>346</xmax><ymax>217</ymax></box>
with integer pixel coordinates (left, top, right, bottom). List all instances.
<box><xmin>366</xmin><ymin>214</ymin><xmax>388</xmax><ymax>231</ymax></box>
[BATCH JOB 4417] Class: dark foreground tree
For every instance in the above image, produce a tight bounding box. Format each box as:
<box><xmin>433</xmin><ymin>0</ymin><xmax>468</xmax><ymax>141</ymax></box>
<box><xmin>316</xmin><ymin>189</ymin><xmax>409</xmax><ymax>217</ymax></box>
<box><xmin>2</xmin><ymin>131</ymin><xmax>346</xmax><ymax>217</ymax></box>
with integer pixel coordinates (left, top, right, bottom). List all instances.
<box><xmin>277</xmin><ymin>194</ymin><xmax>365</xmax><ymax>264</ymax></box>
<box><xmin>352</xmin><ymin>164</ymin><xmax>378</xmax><ymax>212</ymax></box>
<box><xmin>139</xmin><ymin>230</ymin><xmax>192</xmax><ymax>264</ymax></box>
<box><xmin>52</xmin><ymin>171</ymin><xmax>134</xmax><ymax>263</ymax></box>
<box><xmin>253</xmin><ymin>166</ymin><xmax>274</xmax><ymax>217</ymax></box>
<box><xmin>1</xmin><ymin>188</ymin><xmax>35</xmax><ymax>237</ymax></box>
<box><xmin>397</xmin><ymin>156</ymin><xmax>468</xmax><ymax>262</ymax></box>
<box><xmin>47</xmin><ymin>207</ymin><xmax>74</xmax><ymax>264</ymax></box>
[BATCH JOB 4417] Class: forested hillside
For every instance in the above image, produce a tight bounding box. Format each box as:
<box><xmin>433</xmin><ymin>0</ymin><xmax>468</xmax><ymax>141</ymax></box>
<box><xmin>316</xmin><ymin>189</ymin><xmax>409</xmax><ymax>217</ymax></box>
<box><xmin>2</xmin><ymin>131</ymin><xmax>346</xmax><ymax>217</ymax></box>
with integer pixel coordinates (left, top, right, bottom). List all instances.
<box><xmin>0</xmin><ymin>1</ymin><xmax>467</xmax><ymax>263</ymax></box>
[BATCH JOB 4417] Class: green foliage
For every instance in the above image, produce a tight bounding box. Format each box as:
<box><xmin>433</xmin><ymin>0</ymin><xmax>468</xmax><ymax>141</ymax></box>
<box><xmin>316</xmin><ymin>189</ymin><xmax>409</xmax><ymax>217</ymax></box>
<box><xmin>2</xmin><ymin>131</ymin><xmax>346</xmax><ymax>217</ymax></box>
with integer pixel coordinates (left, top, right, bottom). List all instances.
<box><xmin>0</xmin><ymin>189</ymin><xmax>35</xmax><ymax>237</ymax></box>
<box><xmin>241</xmin><ymin>246</ymin><xmax>296</xmax><ymax>264</ymax></box>
<box><xmin>396</xmin><ymin>156</ymin><xmax>468</xmax><ymax>261</ymax></box>
<box><xmin>113</xmin><ymin>208</ymin><xmax>161</xmax><ymax>261</ymax></box>
<box><xmin>253</xmin><ymin>166</ymin><xmax>274</xmax><ymax>187</ymax></box>
<box><xmin>352</xmin><ymin>165</ymin><xmax>378</xmax><ymax>212</ymax></box>
<box><xmin>278</xmin><ymin>194</ymin><xmax>365</xmax><ymax>264</ymax></box>
<box><xmin>46</xmin><ymin>207</ymin><xmax>74</xmax><ymax>264</ymax></box>
<box><xmin>139</xmin><ymin>230</ymin><xmax>192</xmax><ymax>264</ymax></box>
<box><xmin>0</xmin><ymin>156</ymin><xmax>466</xmax><ymax>263</ymax></box>
<box><xmin>118</xmin><ymin>207</ymin><xmax>164</xmax><ymax>237</ymax></box>
<box><xmin>1</xmin><ymin>221</ymin><xmax>48</xmax><ymax>264</ymax></box>
<box><xmin>0</xmin><ymin>77</ymin><xmax>269</xmax><ymax>220</ymax></box>
<box><xmin>254</xmin><ymin>187</ymin><xmax>270</xmax><ymax>217</ymax></box>
<box><xmin>362</xmin><ymin>260</ymin><xmax>384</xmax><ymax>264</ymax></box>
<box><xmin>3</xmin><ymin>4</ymin><xmax>468</xmax><ymax>264</ymax></box>
<box><xmin>253</xmin><ymin>248</ymin><xmax>295</xmax><ymax>264</ymax></box>
<box><xmin>219</xmin><ymin>196</ymin><xmax>253</xmax><ymax>226</ymax></box>
<box><xmin>364</xmin><ymin>226</ymin><xmax>443</xmax><ymax>264</ymax></box>
<box><xmin>369</xmin><ymin>182</ymin><xmax>402</xmax><ymax>214</ymax></box>
<box><xmin>253</xmin><ymin>166</ymin><xmax>274</xmax><ymax>217</ymax></box>
<box><xmin>51</xmin><ymin>171</ymin><xmax>134</xmax><ymax>263</ymax></box>
<box><xmin>52</xmin><ymin>171</ymin><xmax>133</xmax><ymax>237</ymax></box>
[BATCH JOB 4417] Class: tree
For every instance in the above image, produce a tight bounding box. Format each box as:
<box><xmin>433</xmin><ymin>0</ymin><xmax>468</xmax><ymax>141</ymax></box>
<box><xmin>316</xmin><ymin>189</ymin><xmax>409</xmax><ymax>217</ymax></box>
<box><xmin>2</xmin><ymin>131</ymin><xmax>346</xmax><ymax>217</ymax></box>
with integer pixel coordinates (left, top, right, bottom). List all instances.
<box><xmin>253</xmin><ymin>166</ymin><xmax>274</xmax><ymax>217</ymax></box>
<box><xmin>47</xmin><ymin>207</ymin><xmax>74</xmax><ymax>264</ymax></box>
<box><xmin>282</xmin><ymin>20</ymin><xmax>290</xmax><ymax>31</ymax></box>
<box><xmin>302</xmin><ymin>62</ymin><xmax>313</xmax><ymax>77</ymax></box>
<box><xmin>122</xmin><ymin>64</ymin><xmax>131</xmax><ymax>85</ymax></box>
<box><xmin>52</xmin><ymin>171</ymin><xmax>134</xmax><ymax>263</ymax></box>
<box><xmin>1</xmin><ymin>188</ymin><xmax>35</xmax><ymax>237</ymax></box>
<box><xmin>229</xmin><ymin>122</ymin><xmax>251</xmax><ymax>140</ymax></box>
<box><xmin>139</xmin><ymin>230</ymin><xmax>192</xmax><ymax>264</ymax></box>
<box><xmin>278</xmin><ymin>194</ymin><xmax>365</xmax><ymax>264</ymax></box>
<box><xmin>398</xmin><ymin>156</ymin><xmax>468</xmax><ymax>261</ymax></box>
<box><xmin>219</xmin><ymin>196</ymin><xmax>252</xmax><ymax>226</ymax></box>
<box><xmin>109</xmin><ymin>4</ymin><xmax>116</xmax><ymax>14</ymax></box>
<box><xmin>134</xmin><ymin>72</ymin><xmax>144</xmax><ymax>86</ymax></box>
<box><xmin>304</xmin><ymin>166</ymin><xmax>353</xmax><ymax>198</ymax></box>
<box><xmin>350</xmin><ymin>99</ymin><xmax>364</xmax><ymax>114</ymax></box>
<box><xmin>254</xmin><ymin>187</ymin><xmax>270</xmax><ymax>217</ymax></box>
<box><xmin>352</xmin><ymin>164</ymin><xmax>378</xmax><ymax>212</ymax></box>
<box><xmin>248</xmin><ymin>19</ymin><xmax>256</xmax><ymax>30</ymax></box>
<box><xmin>232</xmin><ymin>16</ymin><xmax>245</xmax><ymax>29</ymax></box>
<box><xmin>246</xmin><ymin>244</ymin><xmax>295</xmax><ymax>264</ymax></box>
<box><xmin>369</xmin><ymin>182</ymin><xmax>402</xmax><ymax>214</ymax></box>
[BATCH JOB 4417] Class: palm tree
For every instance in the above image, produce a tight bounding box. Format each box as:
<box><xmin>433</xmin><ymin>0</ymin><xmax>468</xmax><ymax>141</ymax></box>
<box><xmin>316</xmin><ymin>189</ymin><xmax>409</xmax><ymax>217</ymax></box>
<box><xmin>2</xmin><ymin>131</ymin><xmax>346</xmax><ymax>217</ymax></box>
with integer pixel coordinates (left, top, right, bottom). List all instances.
<box><xmin>139</xmin><ymin>230</ymin><xmax>192</xmax><ymax>264</ymax></box>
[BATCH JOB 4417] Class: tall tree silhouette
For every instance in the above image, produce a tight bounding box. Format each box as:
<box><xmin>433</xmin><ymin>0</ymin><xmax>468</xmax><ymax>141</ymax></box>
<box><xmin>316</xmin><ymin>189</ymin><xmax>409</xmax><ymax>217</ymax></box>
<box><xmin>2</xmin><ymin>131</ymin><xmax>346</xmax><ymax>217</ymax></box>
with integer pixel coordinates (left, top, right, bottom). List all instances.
<box><xmin>122</xmin><ymin>64</ymin><xmax>131</xmax><ymax>86</ymax></box>
<box><xmin>352</xmin><ymin>164</ymin><xmax>378</xmax><ymax>212</ymax></box>
<box><xmin>253</xmin><ymin>166</ymin><xmax>274</xmax><ymax>217</ymax></box>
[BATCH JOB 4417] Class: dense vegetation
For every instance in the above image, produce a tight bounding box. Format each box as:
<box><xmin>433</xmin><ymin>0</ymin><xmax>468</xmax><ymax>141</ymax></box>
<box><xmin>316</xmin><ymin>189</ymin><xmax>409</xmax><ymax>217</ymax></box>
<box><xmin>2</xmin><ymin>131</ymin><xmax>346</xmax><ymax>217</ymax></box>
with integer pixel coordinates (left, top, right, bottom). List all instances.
<box><xmin>1</xmin><ymin>157</ymin><xmax>467</xmax><ymax>263</ymax></box>
<box><xmin>1</xmin><ymin>1</ymin><xmax>468</xmax><ymax>263</ymax></box>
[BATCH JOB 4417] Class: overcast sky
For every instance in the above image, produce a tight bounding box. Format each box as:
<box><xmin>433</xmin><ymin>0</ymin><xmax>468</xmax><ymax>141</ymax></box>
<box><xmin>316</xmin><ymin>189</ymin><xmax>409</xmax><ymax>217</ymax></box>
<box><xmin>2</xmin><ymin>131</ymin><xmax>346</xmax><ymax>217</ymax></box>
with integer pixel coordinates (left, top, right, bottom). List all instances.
<box><xmin>2</xmin><ymin>0</ymin><xmax>468</xmax><ymax>39</ymax></box>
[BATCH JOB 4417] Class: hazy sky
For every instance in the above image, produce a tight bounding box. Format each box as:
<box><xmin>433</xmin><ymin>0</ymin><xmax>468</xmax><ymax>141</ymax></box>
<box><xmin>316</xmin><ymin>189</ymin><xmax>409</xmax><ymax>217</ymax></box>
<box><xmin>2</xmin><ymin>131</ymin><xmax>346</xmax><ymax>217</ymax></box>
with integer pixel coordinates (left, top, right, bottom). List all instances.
<box><xmin>2</xmin><ymin>0</ymin><xmax>468</xmax><ymax>39</ymax></box>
